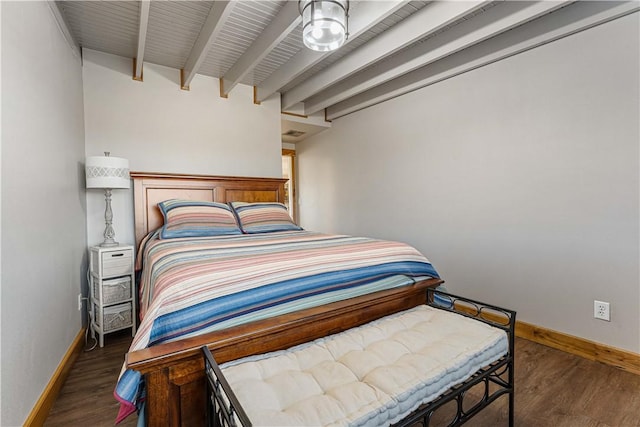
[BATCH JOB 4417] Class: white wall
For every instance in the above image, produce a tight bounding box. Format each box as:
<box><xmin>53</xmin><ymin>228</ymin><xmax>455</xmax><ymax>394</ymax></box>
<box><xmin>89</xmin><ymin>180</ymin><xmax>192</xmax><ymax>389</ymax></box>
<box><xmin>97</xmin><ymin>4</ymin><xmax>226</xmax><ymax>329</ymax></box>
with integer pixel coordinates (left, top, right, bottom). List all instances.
<box><xmin>297</xmin><ymin>14</ymin><xmax>640</xmax><ymax>352</ymax></box>
<box><xmin>1</xmin><ymin>2</ymin><xmax>87</xmax><ymax>425</ymax></box>
<box><xmin>82</xmin><ymin>50</ymin><xmax>283</xmax><ymax>247</ymax></box>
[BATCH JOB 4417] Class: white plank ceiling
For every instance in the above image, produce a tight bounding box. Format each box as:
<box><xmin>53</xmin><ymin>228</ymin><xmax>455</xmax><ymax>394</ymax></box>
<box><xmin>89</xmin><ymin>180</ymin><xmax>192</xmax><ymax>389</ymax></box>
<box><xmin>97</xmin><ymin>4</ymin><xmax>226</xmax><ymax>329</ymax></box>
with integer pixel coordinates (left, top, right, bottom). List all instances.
<box><xmin>57</xmin><ymin>0</ymin><xmax>638</xmax><ymax>127</ymax></box>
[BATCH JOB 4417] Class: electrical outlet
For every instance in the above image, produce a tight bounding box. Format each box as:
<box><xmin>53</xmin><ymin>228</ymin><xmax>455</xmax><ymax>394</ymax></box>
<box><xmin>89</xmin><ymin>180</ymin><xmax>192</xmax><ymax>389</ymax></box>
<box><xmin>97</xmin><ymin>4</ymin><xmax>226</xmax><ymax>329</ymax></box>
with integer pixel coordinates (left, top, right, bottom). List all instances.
<box><xmin>594</xmin><ymin>300</ymin><xmax>610</xmax><ymax>321</ymax></box>
<box><xmin>78</xmin><ymin>293</ymin><xmax>83</xmax><ymax>311</ymax></box>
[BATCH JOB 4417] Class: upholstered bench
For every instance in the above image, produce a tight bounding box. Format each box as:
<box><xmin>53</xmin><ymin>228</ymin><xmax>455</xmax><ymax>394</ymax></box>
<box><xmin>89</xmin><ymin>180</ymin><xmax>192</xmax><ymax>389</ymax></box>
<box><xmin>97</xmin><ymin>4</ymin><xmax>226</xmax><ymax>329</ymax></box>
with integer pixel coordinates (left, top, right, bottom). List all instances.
<box><xmin>203</xmin><ymin>290</ymin><xmax>515</xmax><ymax>427</ymax></box>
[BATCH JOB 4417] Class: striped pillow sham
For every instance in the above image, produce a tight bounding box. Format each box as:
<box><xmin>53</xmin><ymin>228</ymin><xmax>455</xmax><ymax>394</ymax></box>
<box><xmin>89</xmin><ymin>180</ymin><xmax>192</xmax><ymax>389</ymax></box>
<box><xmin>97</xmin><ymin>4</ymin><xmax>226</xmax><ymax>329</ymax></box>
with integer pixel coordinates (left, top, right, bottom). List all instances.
<box><xmin>158</xmin><ymin>199</ymin><xmax>242</xmax><ymax>239</ymax></box>
<box><xmin>230</xmin><ymin>202</ymin><xmax>302</xmax><ymax>234</ymax></box>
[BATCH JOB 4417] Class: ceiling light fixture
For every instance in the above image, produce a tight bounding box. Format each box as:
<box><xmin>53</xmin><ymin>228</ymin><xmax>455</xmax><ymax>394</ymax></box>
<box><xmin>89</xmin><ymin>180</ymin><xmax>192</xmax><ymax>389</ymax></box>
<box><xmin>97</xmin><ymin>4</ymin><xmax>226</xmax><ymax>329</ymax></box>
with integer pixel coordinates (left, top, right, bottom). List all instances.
<box><xmin>299</xmin><ymin>0</ymin><xmax>349</xmax><ymax>52</ymax></box>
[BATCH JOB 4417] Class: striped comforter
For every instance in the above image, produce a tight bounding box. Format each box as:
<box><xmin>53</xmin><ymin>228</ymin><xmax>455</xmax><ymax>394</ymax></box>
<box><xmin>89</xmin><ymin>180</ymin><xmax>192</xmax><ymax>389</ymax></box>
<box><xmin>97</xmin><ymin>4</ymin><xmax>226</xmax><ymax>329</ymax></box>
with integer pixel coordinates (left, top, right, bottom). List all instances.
<box><xmin>115</xmin><ymin>230</ymin><xmax>439</xmax><ymax>422</ymax></box>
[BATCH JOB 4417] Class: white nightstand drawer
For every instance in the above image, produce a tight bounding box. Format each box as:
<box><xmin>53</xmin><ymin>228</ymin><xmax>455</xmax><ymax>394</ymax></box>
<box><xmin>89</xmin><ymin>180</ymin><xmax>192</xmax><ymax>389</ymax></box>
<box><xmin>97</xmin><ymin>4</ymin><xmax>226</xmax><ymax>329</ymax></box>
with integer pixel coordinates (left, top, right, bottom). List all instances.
<box><xmin>101</xmin><ymin>249</ymin><xmax>133</xmax><ymax>277</ymax></box>
<box><xmin>94</xmin><ymin>276</ymin><xmax>131</xmax><ymax>305</ymax></box>
<box><xmin>95</xmin><ymin>302</ymin><xmax>133</xmax><ymax>332</ymax></box>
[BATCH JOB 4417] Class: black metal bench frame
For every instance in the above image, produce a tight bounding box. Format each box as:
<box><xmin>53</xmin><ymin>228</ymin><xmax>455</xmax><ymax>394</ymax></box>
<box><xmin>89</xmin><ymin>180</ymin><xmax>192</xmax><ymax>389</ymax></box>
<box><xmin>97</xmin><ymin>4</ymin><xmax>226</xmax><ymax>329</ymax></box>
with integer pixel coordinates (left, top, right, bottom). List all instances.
<box><xmin>202</xmin><ymin>289</ymin><xmax>516</xmax><ymax>427</ymax></box>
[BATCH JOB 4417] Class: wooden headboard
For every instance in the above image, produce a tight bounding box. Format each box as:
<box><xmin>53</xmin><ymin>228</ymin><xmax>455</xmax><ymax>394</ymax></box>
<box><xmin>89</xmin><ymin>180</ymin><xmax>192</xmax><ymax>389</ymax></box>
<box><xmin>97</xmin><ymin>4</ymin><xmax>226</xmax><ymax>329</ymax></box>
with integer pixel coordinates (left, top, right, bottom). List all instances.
<box><xmin>131</xmin><ymin>172</ymin><xmax>287</xmax><ymax>248</ymax></box>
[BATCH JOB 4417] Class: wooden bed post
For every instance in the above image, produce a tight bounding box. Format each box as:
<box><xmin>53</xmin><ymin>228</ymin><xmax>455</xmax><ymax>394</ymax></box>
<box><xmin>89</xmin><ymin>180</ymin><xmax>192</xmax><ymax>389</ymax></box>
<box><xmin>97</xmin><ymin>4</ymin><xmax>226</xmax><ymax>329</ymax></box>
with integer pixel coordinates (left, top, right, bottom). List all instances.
<box><xmin>146</xmin><ymin>370</ymin><xmax>177</xmax><ymax>426</ymax></box>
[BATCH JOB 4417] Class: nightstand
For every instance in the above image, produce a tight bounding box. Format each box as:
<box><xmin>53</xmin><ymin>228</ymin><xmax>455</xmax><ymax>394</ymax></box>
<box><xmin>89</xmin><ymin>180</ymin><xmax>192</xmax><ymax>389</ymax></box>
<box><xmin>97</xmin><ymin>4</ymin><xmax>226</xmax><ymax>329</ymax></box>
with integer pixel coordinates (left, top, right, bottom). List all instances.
<box><xmin>89</xmin><ymin>245</ymin><xmax>136</xmax><ymax>347</ymax></box>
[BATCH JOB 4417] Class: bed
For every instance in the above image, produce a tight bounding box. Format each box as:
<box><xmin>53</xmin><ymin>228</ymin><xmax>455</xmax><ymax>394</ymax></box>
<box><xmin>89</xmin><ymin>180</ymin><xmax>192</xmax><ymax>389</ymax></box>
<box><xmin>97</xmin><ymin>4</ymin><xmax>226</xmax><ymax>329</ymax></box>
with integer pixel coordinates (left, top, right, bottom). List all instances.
<box><xmin>121</xmin><ymin>172</ymin><xmax>443</xmax><ymax>427</ymax></box>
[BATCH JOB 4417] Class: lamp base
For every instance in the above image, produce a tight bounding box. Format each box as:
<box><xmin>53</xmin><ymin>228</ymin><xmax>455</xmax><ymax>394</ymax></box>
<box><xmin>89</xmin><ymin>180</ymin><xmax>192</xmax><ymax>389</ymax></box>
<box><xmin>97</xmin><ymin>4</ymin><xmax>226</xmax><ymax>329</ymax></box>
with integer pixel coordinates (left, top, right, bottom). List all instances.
<box><xmin>101</xmin><ymin>189</ymin><xmax>120</xmax><ymax>248</ymax></box>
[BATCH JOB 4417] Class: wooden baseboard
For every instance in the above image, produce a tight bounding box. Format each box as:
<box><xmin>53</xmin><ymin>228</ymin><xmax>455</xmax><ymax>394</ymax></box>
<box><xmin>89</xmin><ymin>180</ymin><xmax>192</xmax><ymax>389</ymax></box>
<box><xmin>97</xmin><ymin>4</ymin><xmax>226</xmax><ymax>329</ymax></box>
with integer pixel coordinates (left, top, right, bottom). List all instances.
<box><xmin>24</xmin><ymin>328</ymin><xmax>86</xmax><ymax>427</ymax></box>
<box><xmin>452</xmin><ymin>302</ymin><xmax>639</xmax><ymax>375</ymax></box>
<box><xmin>516</xmin><ymin>321</ymin><xmax>640</xmax><ymax>375</ymax></box>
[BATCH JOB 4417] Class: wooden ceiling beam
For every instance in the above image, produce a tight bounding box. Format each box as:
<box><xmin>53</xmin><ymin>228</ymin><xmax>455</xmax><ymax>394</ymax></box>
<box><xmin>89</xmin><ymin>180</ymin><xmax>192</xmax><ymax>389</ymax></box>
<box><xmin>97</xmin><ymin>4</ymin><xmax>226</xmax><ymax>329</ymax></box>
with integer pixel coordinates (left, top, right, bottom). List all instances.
<box><xmin>254</xmin><ymin>0</ymin><xmax>411</xmax><ymax>103</ymax></box>
<box><xmin>181</xmin><ymin>1</ymin><xmax>234</xmax><ymax>90</ymax></box>
<box><xmin>326</xmin><ymin>1</ymin><xmax>638</xmax><ymax>120</ymax></box>
<box><xmin>133</xmin><ymin>0</ymin><xmax>150</xmax><ymax>81</ymax></box>
<box><xmin>304</xmin><ymin>1</ymin><xmax>570</xmax><ymax>114</ymax></box>
<box><xmin>220</xmin><ymin>2</ymin><xmax>300</xmax><ymax>97</ymax></box>
<box><xmin>282</xmin><ymin>1</ymin><xmax>491</xmax><ymax>110</ymax></box>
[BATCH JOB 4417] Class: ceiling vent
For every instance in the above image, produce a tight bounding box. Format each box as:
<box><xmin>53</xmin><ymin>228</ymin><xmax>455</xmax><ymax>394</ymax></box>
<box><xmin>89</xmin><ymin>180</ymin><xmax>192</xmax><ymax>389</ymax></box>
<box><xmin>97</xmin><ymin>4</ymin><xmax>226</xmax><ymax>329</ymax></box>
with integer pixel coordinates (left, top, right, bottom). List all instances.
<box><xmin>283</xmin><ymin>130</ymin><xmax>306</xmax><ymax>137</ymax></box>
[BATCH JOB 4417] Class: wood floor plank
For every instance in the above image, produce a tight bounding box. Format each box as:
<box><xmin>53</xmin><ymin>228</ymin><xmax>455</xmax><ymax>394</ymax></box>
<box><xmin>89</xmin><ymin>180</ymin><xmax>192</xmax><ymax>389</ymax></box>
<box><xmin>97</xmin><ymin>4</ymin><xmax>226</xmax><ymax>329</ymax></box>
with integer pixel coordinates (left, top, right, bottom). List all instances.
<box><xmin>44</xmin><ymin>330</ymin><xmax>138</xmax><ymax>427</ymax></box>
<box><xmin>44</xmin><ymin>333</ymin><xmax>640</xmax><ymax>427</ymax></box>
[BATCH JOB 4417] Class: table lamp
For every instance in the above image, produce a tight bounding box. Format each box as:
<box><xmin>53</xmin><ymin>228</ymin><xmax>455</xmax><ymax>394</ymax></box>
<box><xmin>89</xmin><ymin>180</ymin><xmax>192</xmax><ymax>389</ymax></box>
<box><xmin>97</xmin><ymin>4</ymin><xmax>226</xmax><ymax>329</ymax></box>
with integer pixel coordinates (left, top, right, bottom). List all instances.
<box><xmin>85</xmin><ymin>152</ymin><xmax>130</xmax><ymax>247</ymax></box>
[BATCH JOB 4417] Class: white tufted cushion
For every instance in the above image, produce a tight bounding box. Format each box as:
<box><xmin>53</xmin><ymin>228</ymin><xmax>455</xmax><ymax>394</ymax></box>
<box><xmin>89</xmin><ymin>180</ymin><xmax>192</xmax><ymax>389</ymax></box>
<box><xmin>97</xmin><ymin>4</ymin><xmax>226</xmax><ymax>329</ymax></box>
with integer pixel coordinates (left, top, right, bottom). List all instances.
<box><xmin>221</xmin><ymin>305</ymin><xmax>508</xmax><ymax>427</ymax></box>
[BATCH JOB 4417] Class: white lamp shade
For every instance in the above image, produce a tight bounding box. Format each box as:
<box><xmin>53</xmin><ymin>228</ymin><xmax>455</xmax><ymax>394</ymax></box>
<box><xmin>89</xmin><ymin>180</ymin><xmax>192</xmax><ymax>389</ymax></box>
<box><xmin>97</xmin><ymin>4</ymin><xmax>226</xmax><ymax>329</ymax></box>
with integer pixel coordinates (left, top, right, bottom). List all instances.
<box><xmin>300</xmin><ymin>0</ymin><xmax>348</xmax><ymax>52</ymax></box>
<box><xmin>85</xmin><ymin>155</ymin><xmax>130</xmax><ymax>189</ymax></box>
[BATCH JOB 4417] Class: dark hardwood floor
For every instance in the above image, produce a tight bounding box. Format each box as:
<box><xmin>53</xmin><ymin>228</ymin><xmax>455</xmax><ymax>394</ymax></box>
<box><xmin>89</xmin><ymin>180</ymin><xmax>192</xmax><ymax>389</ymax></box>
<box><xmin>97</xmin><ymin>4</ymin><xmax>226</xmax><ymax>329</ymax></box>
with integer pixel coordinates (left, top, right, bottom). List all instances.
<box><xmin>45</xmin><ymin>331</ymin><xmax>640</xmax><ymax>427</ymax></box>
<box><xmin>45</xmin><ymin>330</ymin><xmax>138</xmax><ymax>427</ymax></box>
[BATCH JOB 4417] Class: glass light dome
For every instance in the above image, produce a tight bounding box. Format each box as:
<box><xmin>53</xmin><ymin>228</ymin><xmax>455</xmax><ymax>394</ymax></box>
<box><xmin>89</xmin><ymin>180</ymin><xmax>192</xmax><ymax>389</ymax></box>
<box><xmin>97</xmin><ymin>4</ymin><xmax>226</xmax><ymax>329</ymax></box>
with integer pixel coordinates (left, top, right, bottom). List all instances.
<box><xmin>300</xmin><ymin>0</ymin><xmax>349</xmax><ymax>52</ymax></box>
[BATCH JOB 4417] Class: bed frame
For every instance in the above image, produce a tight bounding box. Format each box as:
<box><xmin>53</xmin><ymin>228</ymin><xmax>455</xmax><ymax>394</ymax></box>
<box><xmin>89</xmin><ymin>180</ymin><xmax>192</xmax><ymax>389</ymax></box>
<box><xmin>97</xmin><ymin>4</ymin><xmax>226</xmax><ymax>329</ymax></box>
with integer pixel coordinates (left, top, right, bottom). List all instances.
<box><xmin>127</xmin><ymin>172</ymin><xmax>444</xmax><ymax>427</ymax></box>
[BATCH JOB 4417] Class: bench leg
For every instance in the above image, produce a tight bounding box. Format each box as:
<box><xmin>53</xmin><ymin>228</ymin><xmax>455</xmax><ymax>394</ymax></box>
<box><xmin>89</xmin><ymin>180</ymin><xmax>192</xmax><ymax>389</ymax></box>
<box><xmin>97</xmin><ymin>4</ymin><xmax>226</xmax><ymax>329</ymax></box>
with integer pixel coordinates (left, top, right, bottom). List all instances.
<box><xmin>509</xmin><ymin>363</ymin><xmax>515</xmax><ymax>427</ymax></box>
